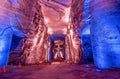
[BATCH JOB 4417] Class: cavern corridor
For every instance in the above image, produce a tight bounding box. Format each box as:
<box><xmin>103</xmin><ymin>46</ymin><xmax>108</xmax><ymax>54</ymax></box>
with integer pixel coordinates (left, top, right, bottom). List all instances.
<box><xmin>0</xmin><ymin>0</ymin><xmax>120</xmax><ymax>79</ymax></box>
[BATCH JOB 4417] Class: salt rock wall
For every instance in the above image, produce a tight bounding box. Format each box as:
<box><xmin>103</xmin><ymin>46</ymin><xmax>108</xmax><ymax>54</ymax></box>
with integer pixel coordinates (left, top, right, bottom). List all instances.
<box><xmin>20</xmin><ymin>2</ymin><xmax>50</xmax><ymax>65</ymax></box>
<box><xmin>90</xmin><ymin>0</ymin><xmax>120</xmax><ymax>68</ymax></box>
<box><xmin>0</xmin><ymin>0</ymin><xmax>36</xmax><ymax>67</ymax></box>
<box><xmin>81</xmin><ymin>0</ymin><xmax>93</xmax><ymax>64</ymax></box>
<box><xmin>81</xmin><ymin>35</ymin><xmax>93</xmax><ymax>64</ymax></box>
<box><xmin>70</xmin><ymin>0</ymin><xmax>84</xmax><ymax>29</ymax></box>
<box><xmin>65</xmin><ymin>0</ymin><xmax>84</xmax><ymax>63</ymax></box>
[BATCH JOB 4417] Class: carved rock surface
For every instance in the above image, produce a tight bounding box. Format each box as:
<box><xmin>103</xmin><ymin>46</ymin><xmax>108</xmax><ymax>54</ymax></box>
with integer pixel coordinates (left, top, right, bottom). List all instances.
<box><xmin>90</xmin><ymin>0</ymin><xmax>120</xmax><ymax>68</ymax></box>
<box><xmin>39</xmin><ymin>0</ymin><xmax>71</xmax><ymax>34</ymax></box>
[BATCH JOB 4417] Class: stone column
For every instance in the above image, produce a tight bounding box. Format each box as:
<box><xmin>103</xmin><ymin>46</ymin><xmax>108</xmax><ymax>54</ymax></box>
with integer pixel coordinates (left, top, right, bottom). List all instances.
<box><xmin>90</xmin><ymin>0</ymin><xmax>120</xmax><ymax>68</ymax></box>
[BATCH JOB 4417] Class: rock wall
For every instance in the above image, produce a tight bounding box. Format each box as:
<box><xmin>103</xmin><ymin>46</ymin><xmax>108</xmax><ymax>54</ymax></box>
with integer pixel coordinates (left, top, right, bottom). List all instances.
<box><xmin>90</xmin><ymin>0</ymin><xmax>120</xmax><ymax>68</ymax></box>
<box><xmin>81</xmin><ymin>35</ymin><xmax>93</xmax><ymax>64</ymax></box>
<box><xmin>65</xmin><ymin>0</ymin><xmax>84</xmax><ymax>63</ymax></box>
<box><xmin>20</xmin><ymin>2</ymin><xmax>50</xmax><ymax>65</ymax></box>
<box><xmin>81</xmin><ymin>0</ymin><xmax>93</xmax><ymax>64</ymax></box>
<box><xmin>0</xmin><ymin>0</ymin><xmax>36</xmax><ymax>67</ymax></box>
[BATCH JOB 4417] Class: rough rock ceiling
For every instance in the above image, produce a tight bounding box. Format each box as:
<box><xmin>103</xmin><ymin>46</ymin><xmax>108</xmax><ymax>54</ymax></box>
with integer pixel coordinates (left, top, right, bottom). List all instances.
<box><xmin>39</xmin><ymin>0</ymin><xmax>72</xmax><ymax>34</ymax></box>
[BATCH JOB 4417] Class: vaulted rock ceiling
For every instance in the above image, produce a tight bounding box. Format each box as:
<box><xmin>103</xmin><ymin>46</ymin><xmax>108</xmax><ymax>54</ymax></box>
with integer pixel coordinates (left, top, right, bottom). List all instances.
<box><xmin>39</xmin><ymin>0</ymin><xmax>71</xmax><ymax>34</ymax></box>
<box><xmin>0</xmin><ymin>0</ymin><xmax>83</xmax><ymax>35</ymax></box>
<box><xmin>39</xmin><ymin>0</ymin><xmax>83</xmax><ymax>34</ymax></box>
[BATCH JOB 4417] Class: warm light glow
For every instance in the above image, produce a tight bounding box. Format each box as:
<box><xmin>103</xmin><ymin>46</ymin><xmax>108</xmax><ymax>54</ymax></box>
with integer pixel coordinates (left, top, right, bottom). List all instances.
<box><xmin>64</xmin><ymin>17</ymin><xmax>69</xmax><ymax>23</ymax></box>
<box><xmin>47</xmin><ymin>28</ymin><xmax>53</xmax><ymax>34</ymax></box>
<box><xmin>44</xmin><ymin>18</ymin><xmax>49</xmax><ymax>24</ymax></box>
<box><xmin>63</xmin><ymin>28</ymin><xmax>67</xmax><ymax>34</ymax></box>
<box><xmin>33</xmin><ymin>36</ymin><xmax>38</xmax><ymax>46</ymax></box>
<box><xmin>62</xmin><ymin>7</ymin><xmax>70</xmax><ymax>23</ymax></box>
<box><xmin>38</xmin><ymin>33</ymin><xmax>44</xmax><ymax>46</ymax></box>
<box><xmin>70</xmin><ymin>29</ymin><xmax>73</xmax><ymax>36</ymax></box>
<box><xmin>31</xmin><ymin>35</ymin><xmax>38</xmax><ymax>51</ymax></box>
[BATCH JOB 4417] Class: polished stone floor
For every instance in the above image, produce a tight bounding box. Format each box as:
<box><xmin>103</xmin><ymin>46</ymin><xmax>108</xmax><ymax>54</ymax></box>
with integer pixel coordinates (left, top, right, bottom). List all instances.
<box><xmin>0</xmin><ymin>63</ymin><xmax>120</xmax><ymax>79</ymax></box>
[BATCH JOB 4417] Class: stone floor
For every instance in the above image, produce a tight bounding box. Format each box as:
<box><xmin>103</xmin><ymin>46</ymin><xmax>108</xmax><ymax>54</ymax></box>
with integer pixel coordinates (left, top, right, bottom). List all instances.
<box><xmin>0</xmin><ymin>63</ymin><xmax>120</xmax><ymax>79</ymax></box>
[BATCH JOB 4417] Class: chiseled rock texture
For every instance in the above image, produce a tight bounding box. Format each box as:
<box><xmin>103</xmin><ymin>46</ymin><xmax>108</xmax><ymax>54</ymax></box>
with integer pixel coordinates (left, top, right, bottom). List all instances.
<box><xmin>20</xmin><ymin>2</ymin><xmax>49</xmax><ymax>64</ymax></box>
<box><xmin>65</xmin><ymin>0</ymin><xmax>84</xmax><ymax>63</ymax></box>
<box><xmin>0</xmin><ymin>0</ymin><xmax>37</xmax><ymax>66</ymax></box>
<box><xmin>81</xmin><ymin>0</ymin><xmax>93</xmax><ymax>63</ymax></box>
<box><xmin>0</xmin><ymin>0</ymin><xmax>36</xmax><ymax>67</ymax></box>
<box><xmin>70</xmin><ymin>0</ymin><xmax>84</xmax><ymax>29</ymax></box>
<box><xmin>39</xmin><ymin>0</ymin><xmax>71</xmax><ymax>34</ymax></box>
<box><xmin>81</xmin><ymin>35</ymin><xmax>93</xmax><ymax>64</ymax></box>
<box><xmin>90</xmin><ymin>0</ymin><xmax>120</xmax><ymax>68</ymax></box>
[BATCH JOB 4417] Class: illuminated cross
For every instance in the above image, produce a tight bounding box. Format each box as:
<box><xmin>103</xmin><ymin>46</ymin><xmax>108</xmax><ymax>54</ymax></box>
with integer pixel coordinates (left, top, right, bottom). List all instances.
<box><xmin>54</xmin><ymin>44</ymin><xmax>64</xmax><ymax>59</ymax></box>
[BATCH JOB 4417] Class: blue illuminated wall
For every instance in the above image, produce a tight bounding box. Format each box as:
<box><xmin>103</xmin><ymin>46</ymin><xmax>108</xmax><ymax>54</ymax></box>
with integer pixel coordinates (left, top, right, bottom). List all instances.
<box><xmin>0</xmin><ymin>12</ymin><xmax>26</xmax><ymax>68</ymax></box>
<box><xmin>8</xmin><ymin>0</ymin><xmax>18</xmax><ymax>4</ymax></box>
<box><xmin>82</xmin><ymin>0</ymin><xmax>93</xmax><ymax>64</ymax></box>
<box><xmin>90</xmin><ymin>0</ymin><xmax>120</xmax><ymax>68</ymax></box>
<box><xmin>0</xmin><ymin>27</ymin><xmax>13</xmax><ymax>68</ymax></box>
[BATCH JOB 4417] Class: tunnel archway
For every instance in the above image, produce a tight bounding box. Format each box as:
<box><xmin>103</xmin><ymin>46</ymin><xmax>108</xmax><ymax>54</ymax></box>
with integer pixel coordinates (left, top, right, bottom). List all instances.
<box><xmin>0</xmin><ymin>0</ymin><xmax>120</xmax><ymax>70</ymax></box>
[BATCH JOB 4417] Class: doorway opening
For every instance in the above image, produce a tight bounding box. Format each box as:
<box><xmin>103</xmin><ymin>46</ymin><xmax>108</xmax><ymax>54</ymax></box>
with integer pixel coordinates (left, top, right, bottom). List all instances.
<box><xmin>52</xmin><ymin>39</ymin><xmax>65</xmax><ymax>62</ymax></box>
<box><xmin>49</xmin><ymin>35</ymin><xmax>66</xmax><ymax>63</ymax></box>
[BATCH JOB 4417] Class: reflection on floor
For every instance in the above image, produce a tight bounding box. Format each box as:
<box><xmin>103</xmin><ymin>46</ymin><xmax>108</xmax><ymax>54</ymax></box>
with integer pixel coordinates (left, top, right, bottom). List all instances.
<box><xmin>0</xmin><ymin>64</ymin><xmax>120</xmax><ymax>79</ymax></box>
